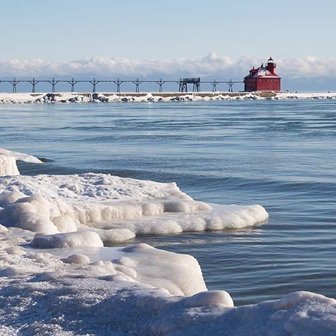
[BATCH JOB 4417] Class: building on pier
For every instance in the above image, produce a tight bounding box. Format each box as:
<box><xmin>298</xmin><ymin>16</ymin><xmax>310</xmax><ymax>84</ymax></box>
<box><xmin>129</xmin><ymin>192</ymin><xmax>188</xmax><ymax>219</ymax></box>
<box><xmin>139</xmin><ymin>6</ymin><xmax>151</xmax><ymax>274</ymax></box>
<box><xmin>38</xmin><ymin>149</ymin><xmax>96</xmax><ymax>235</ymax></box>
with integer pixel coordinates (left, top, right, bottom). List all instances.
<box><xmin>179</xmin><ymin>78</ymin><xmax>200</xmax><ymax>92</ymax></box>
<box><xmin>244</xmin><ymin>57</ymin><xmax>281</xmax><ymax>92</ymax></box>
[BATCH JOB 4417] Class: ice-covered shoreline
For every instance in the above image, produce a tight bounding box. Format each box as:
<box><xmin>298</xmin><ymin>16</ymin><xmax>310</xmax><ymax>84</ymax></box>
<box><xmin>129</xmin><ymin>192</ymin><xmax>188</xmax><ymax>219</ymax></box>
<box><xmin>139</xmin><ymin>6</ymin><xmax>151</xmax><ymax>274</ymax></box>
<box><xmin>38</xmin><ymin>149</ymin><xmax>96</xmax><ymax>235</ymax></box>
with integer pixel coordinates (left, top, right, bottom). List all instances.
<box><xmin>0</xmin><ymin>91</ymin><xmax>336</xmax><ymax>104</ymax></box>
<box><xmin>1</xmin><ymin>148</ymin><xmax>336</xmax><ymax>335</ymax></box>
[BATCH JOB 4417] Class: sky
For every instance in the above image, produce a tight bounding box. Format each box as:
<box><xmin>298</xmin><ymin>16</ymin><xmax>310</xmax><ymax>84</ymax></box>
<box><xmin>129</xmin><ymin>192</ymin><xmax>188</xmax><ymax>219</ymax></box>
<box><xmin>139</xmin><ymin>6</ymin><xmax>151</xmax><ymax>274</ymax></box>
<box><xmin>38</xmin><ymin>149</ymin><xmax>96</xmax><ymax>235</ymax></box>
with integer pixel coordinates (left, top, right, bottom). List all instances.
<box><xmin>0</xmin><ymin>0</ymin><xmax>336</xmax><ymax>91</ymax></box>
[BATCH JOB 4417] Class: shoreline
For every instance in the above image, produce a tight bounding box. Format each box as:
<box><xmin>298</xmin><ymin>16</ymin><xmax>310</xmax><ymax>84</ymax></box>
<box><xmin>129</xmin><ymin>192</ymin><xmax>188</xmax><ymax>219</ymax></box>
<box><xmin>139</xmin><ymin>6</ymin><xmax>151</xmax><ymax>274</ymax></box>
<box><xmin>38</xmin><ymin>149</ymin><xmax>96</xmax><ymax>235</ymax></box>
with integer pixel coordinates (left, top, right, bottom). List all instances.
<box><xmin>1</xmin><ymin>139</ymin><xmax>336</xmax><ymax>333</ymax></box>
<box><xmin>1</xmin><ymin>91</ymin><xmax>336</xmax><ymax>104</ymax></box>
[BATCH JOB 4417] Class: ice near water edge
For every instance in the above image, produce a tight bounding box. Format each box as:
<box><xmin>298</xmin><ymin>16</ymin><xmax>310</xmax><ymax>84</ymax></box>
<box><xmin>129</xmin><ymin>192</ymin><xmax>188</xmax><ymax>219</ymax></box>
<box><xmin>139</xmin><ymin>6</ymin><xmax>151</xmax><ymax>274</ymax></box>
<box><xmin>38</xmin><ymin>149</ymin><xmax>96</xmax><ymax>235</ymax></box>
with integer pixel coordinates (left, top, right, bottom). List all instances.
<box><xmin>0</xmin><ymin>148</ymin><xmax>336</xmax><ymax>335</ymax></box>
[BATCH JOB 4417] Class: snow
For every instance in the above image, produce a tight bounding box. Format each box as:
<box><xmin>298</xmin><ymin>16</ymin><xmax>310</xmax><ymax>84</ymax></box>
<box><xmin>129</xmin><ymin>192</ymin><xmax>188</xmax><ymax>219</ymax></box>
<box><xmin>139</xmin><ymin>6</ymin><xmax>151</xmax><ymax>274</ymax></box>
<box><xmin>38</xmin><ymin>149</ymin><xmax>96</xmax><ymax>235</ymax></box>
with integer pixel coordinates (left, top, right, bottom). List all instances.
<box><xmin>1</xmin><ymin>91</ymin><xmax>336</xmax><ymax>104</ymax></box>
<box><xmin>275</xmin><ymin>91</ymin><xmax>336</xmax><ymax>100</ymax></box>
<box><xmin>0</xmin><ymin>148</ymin><xmax>335</xmax><ymax>335</ymax></box>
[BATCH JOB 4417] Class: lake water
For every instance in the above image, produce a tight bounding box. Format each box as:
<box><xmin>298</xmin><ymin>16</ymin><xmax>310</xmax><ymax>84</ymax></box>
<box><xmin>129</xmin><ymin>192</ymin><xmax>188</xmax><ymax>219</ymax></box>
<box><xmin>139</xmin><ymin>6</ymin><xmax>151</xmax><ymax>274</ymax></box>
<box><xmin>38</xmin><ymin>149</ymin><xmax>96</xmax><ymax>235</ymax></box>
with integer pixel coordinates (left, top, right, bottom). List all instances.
<box><xmin>1</xmin><ymin>100</ymin><xmax>335</xmax><ymax>306</ymax></box>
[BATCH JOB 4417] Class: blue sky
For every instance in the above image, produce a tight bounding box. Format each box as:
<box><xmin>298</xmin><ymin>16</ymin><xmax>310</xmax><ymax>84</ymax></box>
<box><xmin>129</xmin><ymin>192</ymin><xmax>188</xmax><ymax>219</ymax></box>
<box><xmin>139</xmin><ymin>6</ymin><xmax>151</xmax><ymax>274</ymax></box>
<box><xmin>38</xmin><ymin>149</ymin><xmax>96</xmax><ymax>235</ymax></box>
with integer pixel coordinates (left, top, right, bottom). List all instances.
<box><xmin>1</xmin><ymin>0</ymin><xmax>335</xmax><ymax>60</ymax></box>
<box><xmin>0</xmin><ymin>0</ymin><xmax>336</xmax><ymax>90</ymax></box>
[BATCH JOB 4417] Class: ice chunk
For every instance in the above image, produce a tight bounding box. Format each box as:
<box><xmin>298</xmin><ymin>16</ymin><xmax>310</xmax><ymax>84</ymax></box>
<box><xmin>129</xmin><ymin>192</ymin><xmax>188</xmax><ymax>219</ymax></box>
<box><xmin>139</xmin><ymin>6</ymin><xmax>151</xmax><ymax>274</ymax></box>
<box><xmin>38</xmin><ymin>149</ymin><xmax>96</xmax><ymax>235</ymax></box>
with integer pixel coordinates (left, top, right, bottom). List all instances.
<box><xmin>182</xmin><ymin>290</ymin><xmax>234</xmax><ymax>307</ymax></box>
<box><xmin>120</xmin><ymin>243</ymin><xmax>207</xmax><ymax>296</ymax></box>
<box><xmin>0</xmin><ymin>155</ymin><xmax>20</xmax><ymax>176</ymax></box>
<box><xmin>31</xmin><ymin>231</ymin><xmax>104</xmax><ymax>248</ymax></box>
<box><xmin>0</xmin><ymin>224</ymin><xmax>8</xmax><ymax>233</ymax></box>
<box><xmin>92</xmin><ymin>228</ymin><xmax>136</xmax><ymax>243</ymax></box>
<box><xmin>0</xmin><ymin>148</ymin><xmax>42</xmax><ymax>177</ymax></box>
<box><xmin>0</xmin><ymin>190</ymin><xmax>26</xmax><ymax>207</ymax></box>
<box><xmin>0</xmin><ymin>148</ymin><xmax>42</xmax><ymax>164</ymax></box>
<box><xmin>62</xmin><ymin>254</ymin><xmax>91</xmax><ymax>264</ymax></box>
<box><xmin>0</xmin><ymin>194</ymin><xmax>77</xmax><ymax>234</ymax></box>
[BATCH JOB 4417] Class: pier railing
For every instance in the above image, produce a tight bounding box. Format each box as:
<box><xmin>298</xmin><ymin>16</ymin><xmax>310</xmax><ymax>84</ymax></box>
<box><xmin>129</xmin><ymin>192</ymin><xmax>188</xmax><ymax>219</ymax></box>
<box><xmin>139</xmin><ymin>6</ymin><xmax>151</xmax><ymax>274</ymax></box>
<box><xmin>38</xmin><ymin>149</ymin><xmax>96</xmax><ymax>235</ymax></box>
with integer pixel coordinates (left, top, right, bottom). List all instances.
<box><xmin>0</xmin><ymin>78</ymin><xmax>243</xmax><ymax>93</ymax></box>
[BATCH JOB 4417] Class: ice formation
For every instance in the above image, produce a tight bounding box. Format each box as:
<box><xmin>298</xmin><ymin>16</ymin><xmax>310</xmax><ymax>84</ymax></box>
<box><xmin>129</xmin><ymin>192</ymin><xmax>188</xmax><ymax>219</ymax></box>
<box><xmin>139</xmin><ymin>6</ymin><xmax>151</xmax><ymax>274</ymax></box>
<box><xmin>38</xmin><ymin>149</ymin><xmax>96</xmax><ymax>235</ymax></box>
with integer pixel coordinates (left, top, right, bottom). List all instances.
<box><xmin>0</xmin><ymin>147</ymin><xmax>42</xmax><ymax>177</ymax></box>
<box><xmin>0</xmin><ymin>148</ymin><xmax>335</xmax><ymax>335</ymax></box>
<box><xmin>0</xmin><ymin>228</ymin><xmax>336</xmax><ymax>335</ymax></box>
<box><xmin>0</xmin><ymin>155</ymin><xmax>19</xmax><ymax>176</ymax></box>
<box><xmin>0</xmin><ymin>173</ymin><xmax>268</xmax><ymax>242</ymax></box>
<box><xmin>0</xmin><ymin>148</ymin><xmax>43</xmax><ymax>164</ymax></box>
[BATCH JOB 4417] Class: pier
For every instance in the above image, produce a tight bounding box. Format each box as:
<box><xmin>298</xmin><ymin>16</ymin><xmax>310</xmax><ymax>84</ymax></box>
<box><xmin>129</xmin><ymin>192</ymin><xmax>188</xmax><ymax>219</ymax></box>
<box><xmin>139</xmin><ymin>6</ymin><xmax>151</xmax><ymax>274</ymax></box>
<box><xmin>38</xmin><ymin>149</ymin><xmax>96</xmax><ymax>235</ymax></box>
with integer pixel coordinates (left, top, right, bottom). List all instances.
<box><xmin>0</xmin><ymin>78</ymin><xmax>243</xmax><ymax>93</ymax></box>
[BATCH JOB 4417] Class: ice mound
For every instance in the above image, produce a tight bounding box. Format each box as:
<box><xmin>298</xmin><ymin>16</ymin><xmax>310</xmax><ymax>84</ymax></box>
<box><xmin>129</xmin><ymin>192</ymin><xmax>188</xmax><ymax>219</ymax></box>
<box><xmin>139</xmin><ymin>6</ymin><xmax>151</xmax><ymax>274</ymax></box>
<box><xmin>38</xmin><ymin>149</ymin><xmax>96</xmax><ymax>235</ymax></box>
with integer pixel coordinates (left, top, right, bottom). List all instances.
<box><xmin>0</xmin><ymin>173</ymin><xmax>268</xmax><ymax>242</ymax></box>
<box><xmin>32</xmin><ymin>231</ymin><xmax>104</xmax><ymax>248</ymax></box>
<box><xmin>62</xmin><ymin>253</ymin><xmax>91</xmax><ymax>264</ymax></box>
<box><xmin>151</xmin><ymin>291</ymin><xmax>336</xmax><ymax>335</ymax></box>
<box><xmin>0</xmin><ymin>227</ymin><xmax>207</xmax><ymax>296</ymax></box>
<box><xmin>120</xmin><ymin>243</ymin><xmax>207</xmax><ymax>296</ymax></box>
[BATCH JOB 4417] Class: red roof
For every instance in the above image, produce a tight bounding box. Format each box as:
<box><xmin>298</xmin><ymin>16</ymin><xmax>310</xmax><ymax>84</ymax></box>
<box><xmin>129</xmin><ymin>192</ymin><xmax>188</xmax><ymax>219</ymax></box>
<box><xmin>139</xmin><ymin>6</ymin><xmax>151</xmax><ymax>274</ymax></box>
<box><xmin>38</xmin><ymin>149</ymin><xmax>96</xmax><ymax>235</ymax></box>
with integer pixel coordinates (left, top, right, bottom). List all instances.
<box><xmin>246</xmin><ymin>65</ymin><xmax>280</xmax><ymax>79</ymax></box>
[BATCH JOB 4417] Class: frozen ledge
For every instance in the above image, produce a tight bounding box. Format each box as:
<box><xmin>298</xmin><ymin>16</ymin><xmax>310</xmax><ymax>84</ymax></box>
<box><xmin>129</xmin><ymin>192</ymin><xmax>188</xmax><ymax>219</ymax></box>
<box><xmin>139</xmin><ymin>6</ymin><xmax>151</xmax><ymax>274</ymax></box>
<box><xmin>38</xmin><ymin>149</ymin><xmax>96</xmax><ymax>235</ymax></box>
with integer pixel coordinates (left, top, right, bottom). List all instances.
<box><xmin>0</xmin><ymin>173</ymin><xmax>268</xmax><ymax>241</ymax></box>
<box><xmin>0</xmin><ymin>148</ymin><xmax>43</xmax><ymax>177</ymax></box>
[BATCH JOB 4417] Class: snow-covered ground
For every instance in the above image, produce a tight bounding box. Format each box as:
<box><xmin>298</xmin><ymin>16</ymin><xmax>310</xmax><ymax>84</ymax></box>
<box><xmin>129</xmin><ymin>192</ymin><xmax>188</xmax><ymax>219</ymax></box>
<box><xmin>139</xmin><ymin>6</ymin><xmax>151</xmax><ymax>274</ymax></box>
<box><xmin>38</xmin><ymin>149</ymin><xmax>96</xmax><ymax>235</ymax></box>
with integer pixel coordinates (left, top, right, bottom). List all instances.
<box><xmin>0</xmin><ymin>149</ymin><xmax>336</xmax><ymax>335</ymax></box>
<box><xmin>0</xmin><ymin>91</ymin><xmax>336</xmax><ymax>104</ymax></box>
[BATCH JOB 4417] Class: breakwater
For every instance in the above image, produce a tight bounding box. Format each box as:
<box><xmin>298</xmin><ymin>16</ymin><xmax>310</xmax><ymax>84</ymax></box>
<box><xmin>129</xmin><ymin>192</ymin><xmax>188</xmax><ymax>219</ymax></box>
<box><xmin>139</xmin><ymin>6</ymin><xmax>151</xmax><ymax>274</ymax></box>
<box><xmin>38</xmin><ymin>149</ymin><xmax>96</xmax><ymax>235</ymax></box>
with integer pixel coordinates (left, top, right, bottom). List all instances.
<box><xmin>1</xmin><ymin>91</ymin><xmax>336</xmax><ymax>104</ymax></box>
<box><xmin>0</xmin><ymin>91</ymin><xmax>278</xmax><ymax>104</ymax></box>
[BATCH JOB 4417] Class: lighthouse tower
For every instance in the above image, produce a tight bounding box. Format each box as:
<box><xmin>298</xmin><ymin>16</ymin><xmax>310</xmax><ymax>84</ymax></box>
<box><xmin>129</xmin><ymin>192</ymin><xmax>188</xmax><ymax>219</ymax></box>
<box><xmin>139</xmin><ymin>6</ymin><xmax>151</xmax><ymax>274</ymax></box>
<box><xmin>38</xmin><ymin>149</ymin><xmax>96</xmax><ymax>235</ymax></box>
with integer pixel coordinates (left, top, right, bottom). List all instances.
<box><xmin>266</xmin><ymin>57</ymin><xmax>276</xmax><ymax>74</ymax></box>
<box><xmin>243</xmin><ymin>57</ymin><xmax>281</xmax><ymax>92</ymax></box>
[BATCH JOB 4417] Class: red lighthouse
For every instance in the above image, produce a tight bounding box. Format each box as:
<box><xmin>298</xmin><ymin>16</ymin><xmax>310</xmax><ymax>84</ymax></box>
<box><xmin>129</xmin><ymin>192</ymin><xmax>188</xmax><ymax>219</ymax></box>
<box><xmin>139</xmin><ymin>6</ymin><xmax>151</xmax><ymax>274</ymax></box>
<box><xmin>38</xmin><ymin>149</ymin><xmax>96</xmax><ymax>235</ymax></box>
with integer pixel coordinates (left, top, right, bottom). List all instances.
<box><xmin>244</xmin><ymin>57</ymin><xmax>281</xmax><ymax>92</ymax></box>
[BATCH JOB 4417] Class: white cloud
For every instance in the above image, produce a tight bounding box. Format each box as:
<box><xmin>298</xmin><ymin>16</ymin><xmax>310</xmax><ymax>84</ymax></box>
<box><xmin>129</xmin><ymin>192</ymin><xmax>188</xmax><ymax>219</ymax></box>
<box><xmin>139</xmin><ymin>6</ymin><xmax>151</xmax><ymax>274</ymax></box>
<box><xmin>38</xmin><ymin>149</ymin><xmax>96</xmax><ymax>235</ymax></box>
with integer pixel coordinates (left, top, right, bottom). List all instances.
<box><xmin>0</xmin><ymin>54</ymin><xmax>335</xmax><ymax>91</ymax></box>
<box><xmin>0</xmin><ymin>54</ymin><xmax>335</xmax><ymax>79</ymax></box>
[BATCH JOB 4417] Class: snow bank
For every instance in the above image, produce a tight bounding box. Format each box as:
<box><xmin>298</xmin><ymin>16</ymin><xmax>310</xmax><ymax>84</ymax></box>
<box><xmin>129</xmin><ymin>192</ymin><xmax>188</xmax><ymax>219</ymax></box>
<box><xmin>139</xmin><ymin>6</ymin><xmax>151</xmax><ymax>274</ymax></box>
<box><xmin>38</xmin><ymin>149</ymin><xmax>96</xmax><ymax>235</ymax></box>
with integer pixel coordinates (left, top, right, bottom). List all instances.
<box><xmin>0</xmin><ymin>173</ymin><xmax>268</xmax><ymax>241</ymax></box>
<box><xmin>1</xmin><ymin>91</ymin><xmax>336</xmax><ymax>104</ymax></box>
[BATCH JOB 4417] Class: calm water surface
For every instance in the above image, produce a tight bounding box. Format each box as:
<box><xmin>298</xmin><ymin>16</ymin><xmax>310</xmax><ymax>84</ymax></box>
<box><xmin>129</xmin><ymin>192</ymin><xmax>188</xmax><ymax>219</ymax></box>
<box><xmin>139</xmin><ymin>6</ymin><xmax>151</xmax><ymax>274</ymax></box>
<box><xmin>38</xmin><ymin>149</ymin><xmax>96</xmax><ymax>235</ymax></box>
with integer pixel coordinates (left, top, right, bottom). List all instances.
<box><xmin>1</xmin><ymin>100</ymin><xmax>336</xmax><ymax>305</ymax></box>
